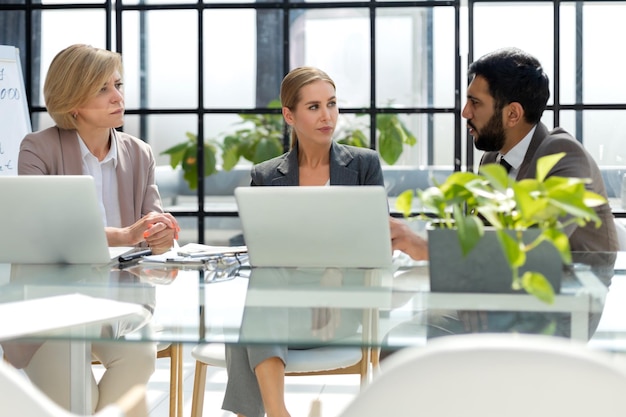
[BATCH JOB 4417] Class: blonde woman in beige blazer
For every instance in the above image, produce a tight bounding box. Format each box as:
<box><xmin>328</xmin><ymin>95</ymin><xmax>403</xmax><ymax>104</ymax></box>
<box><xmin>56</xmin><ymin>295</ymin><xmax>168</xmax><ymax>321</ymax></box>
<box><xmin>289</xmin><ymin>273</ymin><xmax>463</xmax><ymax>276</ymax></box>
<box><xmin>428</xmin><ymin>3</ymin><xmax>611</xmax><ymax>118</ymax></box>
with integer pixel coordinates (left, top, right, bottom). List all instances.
<box><xmin>3</xmin><ymin>44</ymin><xmax>179</xmax><ymax>413</ymax></box>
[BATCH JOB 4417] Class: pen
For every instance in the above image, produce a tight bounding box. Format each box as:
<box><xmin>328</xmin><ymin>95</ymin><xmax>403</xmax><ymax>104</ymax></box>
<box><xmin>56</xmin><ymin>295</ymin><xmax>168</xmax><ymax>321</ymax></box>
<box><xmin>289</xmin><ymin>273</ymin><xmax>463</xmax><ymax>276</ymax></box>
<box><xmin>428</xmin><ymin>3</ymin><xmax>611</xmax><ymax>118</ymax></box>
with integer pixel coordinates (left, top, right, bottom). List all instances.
<box><xmin>118</xmin><ymin>248</ymin><xmax>152</xmax><ymax>263</ymax></box>
<box><xmin>177</xmin><ymin>250</ymin><xmax>224</xmax><ymax>258</ymax></box>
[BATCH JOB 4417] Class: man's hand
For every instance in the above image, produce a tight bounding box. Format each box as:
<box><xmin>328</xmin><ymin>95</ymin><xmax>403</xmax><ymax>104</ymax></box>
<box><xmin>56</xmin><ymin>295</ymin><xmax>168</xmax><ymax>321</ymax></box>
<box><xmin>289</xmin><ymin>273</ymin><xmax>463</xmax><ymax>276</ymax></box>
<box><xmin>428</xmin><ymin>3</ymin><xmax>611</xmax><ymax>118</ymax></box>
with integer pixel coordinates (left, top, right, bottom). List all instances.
<box><xmin>389</xmin><ymin>217</ymin><xmax>429</xmax><ymax>260</ymax></box>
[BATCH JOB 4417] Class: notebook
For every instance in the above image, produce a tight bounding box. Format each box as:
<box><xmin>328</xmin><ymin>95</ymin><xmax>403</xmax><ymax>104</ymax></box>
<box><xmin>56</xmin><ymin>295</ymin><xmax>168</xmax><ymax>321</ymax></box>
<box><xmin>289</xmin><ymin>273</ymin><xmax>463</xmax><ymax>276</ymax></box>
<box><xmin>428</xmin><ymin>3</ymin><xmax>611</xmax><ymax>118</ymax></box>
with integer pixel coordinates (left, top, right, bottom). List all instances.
<box><xmin>234</xmin><ymin>186</ymin><xmax>393</xmax><ymax>268</ymax></box>
<box><xmin>0</xmin><ymin>175</ymin><xmax>133</xmax><ymax>264</ymax></box>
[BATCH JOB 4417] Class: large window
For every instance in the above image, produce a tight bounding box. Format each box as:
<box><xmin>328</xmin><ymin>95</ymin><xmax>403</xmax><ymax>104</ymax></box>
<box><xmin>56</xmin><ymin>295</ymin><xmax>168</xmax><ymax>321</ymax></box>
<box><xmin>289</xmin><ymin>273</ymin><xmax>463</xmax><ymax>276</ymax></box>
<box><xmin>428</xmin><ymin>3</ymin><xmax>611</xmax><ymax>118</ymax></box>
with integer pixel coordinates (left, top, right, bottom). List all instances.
<box><xmin>467</xmin><ymin>0</ymin><xmax>626</xmax><ymax>170</ymax></box>
<box><xmin>2</xmin><ymin>0</ymin><xmax>624</xmax><ymax>242</ymax></box>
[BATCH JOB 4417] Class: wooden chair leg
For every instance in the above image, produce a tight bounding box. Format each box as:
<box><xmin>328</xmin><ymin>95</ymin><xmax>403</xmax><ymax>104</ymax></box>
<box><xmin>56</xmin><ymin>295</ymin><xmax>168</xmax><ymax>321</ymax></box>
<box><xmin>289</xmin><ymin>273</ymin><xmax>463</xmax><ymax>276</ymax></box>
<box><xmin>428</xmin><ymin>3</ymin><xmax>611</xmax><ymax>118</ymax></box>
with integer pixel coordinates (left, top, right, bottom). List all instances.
<box><xmin>176</xmin><ymin>345</ymin><xmax>183</xmax><ymax>417</ymax></box>
<box><xmin>371</xmin><ymin>347</ymin><xmax>380</xmax><ymax>369</ymax></box>
<box><xmin>359</xmin><ymin>347</ymin><xmax>370</xmax><ymax>387</ymax></box>
<box><xmin>190</xmin><ymin>361</ymin><xmax>208</xmax><ymax>417</ymax></box>
<box><xmin>169</xmin><ymin>344</ymin><xmax>183</xmax><ymax>417</ymax></box>
<box><xmin>157</xmin><ymin>343</ymin><xmax>184</xmax><ymax>417</ymax></box>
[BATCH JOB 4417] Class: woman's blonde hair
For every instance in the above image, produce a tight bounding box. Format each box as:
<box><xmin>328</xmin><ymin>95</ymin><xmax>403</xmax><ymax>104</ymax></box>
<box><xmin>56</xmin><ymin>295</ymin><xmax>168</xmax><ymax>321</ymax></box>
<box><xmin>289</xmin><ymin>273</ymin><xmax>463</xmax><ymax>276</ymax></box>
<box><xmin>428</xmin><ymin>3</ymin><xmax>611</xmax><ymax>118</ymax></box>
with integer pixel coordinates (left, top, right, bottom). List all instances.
<box><xmin>44</xmin><ymin>44</ymin><xmax>123</xmax><ymax>130</ymax></box>
<box><xmin>280</xmin><ymin>66</ymin><xmax>335</xmax><ymax>149</ymax></box>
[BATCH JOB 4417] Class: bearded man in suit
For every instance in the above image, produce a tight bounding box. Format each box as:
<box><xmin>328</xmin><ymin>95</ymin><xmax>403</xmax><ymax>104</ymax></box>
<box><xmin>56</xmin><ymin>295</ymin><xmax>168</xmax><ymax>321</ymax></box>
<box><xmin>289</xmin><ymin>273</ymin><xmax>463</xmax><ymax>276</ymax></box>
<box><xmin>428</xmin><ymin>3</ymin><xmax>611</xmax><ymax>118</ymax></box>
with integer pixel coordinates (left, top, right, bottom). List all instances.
<box><xmin>464</xmin><ymin>47</ymin><xmax>617</xmax><ymax>252</ymax></box>
<box><xmin>391</xmin><ymin>47</ymin><xmax>618</xmax><ymax>260</ymax></box>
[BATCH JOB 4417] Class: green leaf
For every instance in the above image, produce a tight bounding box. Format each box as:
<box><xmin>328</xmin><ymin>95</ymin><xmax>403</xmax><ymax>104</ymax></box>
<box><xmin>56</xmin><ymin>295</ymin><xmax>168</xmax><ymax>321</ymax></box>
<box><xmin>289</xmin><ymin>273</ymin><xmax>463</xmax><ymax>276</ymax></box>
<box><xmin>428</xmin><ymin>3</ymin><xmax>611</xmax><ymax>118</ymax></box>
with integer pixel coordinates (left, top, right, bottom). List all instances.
<box><xmin>583</xmin><ymin>190</ymin><xmax>609</xmax><ymax>208</ymax></box>
<box><xmin>521</xmin><ymin>271</ymin><xmax>555</xmax><ymax>304</ymax></box>
<box><xmin>252</xmin><ymin>137</ymin><xmax>283</xmax><ymax>164</ymax></box>
<box><xmin>535</xmin><ymin>152</ymin><xmax>565</xmax><ymax>182</ymax></box>
<box><xmin>267</xmin><ymin>99</ymin><xmax>282</xmax><ymax>109</ymax></box>
<box><xmin>395</xmin><ymin>190</ymin><xmax>415</xmax><ymax>218</ymax></box>
<box><xmin>162</xmin><ymin>147</ymin><xmax>186</xmax><ymax>169</ymax></box>
<box><xmin>337</xmin><ymin>129</ymin><xmax>369</xmax><ymax>148</ymax></box>
<box><xmin>182</xmin><ymin>161</ymin><xmax>198</xmax><ymax>190</ymax></box>
<box><xmin>512</xmin><ymin>179</ymin><xmax>544</xmax><ymax>224</ymax></box>
<box><xmin>379</xmin><ymin>122</ymin><xmax>403</xmax><ymax>165</ymax></box>
<box><xmin>454</xmin><ymin>207</ymin><xmax>484</xmax><ymax>256</ymax></box>
<box><xmin>541</xmin><ymin>228</ymin><xmax>572</xmax><ymax>264</ymax></box>
<box><xmin>161</xmin><ymin>141</ymin><xmax>189</xmax><ymax>156</ymax></box>
<box><xmin>496</xmin><ymin>230</ymin><xmax>525</xmax><ymax>268</ymax></box>
<box><xmin>417</xmin><ymin>187</ymin><xmax>448</xmax><ymax>218</ymax></box>
<box><xmin>221</xmin><ymin>145</ymin><xmax>239</xmax><ymax>171</ymax></box>
<box><xmin>184</xmin><ymin>131</ymin><xmax>198</xmax><ymax>142</ymax></box>
<box><xmin>376</xmin><ymin>113</ymin><xmax>418</xmax><ymax>165</ymax></box>
<box><xmin>203</xmin><ymin>143</ymin><xmax>218</xmax><ymax>177</ymax></box>
<box><xmin>478</xmin><ymin>163</ymin><xmax>510</xmax><ymax>191</ymax></box>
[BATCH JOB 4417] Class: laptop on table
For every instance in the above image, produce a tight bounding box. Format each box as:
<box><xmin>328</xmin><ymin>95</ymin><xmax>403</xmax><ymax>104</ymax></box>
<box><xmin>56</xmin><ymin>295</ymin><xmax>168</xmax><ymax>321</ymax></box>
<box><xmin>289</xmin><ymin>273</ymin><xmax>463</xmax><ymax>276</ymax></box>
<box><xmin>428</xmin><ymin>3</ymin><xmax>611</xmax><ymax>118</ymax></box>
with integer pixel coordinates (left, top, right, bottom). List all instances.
<box><xmin>234</xmin><ymin>186</ymin><xmax>393</xmax><ymax>269</ymax></box>
<box><xmin>0</xmin><ymin>175</ymin><xmax>133</xmax><ymax>264</ymax></box>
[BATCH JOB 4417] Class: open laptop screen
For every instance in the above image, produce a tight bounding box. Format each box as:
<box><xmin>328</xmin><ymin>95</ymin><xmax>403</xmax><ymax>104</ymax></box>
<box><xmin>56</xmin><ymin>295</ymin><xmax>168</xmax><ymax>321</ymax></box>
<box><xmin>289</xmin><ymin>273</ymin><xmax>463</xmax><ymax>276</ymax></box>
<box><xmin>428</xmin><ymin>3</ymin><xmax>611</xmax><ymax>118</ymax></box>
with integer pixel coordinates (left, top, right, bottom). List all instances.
<box><xmin>235</xmin><ymin>186</ymin><xmax>392</xmax><ymax>268</ymax></box>
<box><xmin>0</xmin><ymin>175</ymin><xmax>114</xmax><ymax>264</ymax></box>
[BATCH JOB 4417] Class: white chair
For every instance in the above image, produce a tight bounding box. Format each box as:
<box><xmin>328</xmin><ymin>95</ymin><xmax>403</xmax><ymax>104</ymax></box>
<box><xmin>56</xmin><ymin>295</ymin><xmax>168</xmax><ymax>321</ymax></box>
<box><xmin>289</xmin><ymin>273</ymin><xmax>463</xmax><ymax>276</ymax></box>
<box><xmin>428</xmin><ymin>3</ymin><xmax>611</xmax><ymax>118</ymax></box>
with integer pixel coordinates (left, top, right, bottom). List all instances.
<box><xmin>615</xmin><ymin>219</ymin><xmax>626</xmax><ymax>250</ymax></box>
<box><xmin>337</xmin><ymin>333</ymin><xmax>626</xmax><ymax>417</ymax></box>
<box><xmin>0</xmin><ymin>359</ymin><xmax>148</xmax><ymax>417</ymax></box>
<box><xmin>190</xmin><ymin>343</ymin><xmax>374</xmax><ymax>417</ymax></box>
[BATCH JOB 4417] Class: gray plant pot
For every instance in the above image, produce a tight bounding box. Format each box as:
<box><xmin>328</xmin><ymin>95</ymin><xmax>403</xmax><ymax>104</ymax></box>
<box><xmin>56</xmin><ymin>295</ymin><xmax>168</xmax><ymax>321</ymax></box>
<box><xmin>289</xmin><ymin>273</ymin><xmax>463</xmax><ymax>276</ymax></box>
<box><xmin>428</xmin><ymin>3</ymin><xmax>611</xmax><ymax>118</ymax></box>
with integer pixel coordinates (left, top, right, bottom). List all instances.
<box><xmin>427</xmin><ymin>226</ymin><xmax>563</xmax><ymax>294</ymax></box>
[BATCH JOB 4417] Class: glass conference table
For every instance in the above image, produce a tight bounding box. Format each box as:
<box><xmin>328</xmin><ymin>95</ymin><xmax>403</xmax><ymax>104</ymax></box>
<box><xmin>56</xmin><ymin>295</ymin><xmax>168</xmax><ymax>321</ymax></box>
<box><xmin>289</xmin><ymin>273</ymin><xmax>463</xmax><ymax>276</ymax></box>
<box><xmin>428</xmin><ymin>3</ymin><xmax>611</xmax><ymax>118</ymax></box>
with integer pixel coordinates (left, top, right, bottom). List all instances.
<box><xmin>0</xmin><ymin>251</ymin><xmax>624</xmax><ymax>413</ymax></box>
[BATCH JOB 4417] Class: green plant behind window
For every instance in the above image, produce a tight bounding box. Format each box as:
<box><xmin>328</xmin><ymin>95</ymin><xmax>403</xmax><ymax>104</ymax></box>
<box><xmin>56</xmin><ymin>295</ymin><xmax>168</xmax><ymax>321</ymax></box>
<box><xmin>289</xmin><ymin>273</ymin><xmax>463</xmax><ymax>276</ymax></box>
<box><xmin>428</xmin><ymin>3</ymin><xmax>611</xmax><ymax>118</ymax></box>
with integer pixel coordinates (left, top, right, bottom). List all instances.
<box><xmin>336</xmin><ymin>113</ymin><xmax>417</xmax><ymax>165</ymax></box>
<box><xmin>162</xmin><ymin>102</ymin><xmax>418</xmax><ymax>190</ymax></box>
<box><xmin>220</xmin><ymin>99</ymin><xmax>284</xmax><ymax>170</ymax></box>
<box><xmin>160</xmin><ymin>132</ymin><xmax>217</xmax><ymax>190</ymax></box>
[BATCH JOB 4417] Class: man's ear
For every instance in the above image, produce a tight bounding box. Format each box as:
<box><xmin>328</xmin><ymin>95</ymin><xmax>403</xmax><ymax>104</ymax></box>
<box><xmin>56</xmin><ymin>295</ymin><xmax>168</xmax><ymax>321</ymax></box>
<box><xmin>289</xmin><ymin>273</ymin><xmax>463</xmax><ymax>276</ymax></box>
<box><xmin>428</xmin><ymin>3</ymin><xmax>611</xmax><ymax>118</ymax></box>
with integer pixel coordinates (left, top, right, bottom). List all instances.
<box><xmin>505</xmin><ymin>102</ymin><xmax>524</xmax><ymax>127</ymax></box>
<box><xmin>282</xmin><ymin>107</ymin><xmax>294</xmax><ymax>126</ymax></box>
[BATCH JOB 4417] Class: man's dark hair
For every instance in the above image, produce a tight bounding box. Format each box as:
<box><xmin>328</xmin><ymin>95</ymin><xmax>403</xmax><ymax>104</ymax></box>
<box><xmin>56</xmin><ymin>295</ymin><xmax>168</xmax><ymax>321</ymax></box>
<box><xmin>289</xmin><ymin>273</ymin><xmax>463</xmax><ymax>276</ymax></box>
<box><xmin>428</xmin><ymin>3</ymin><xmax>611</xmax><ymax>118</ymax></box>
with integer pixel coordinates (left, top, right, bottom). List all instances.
<box><xmin>467</xmin><ymin>47</ymin><xmax>550</xmax><ymax>124</ymax></box>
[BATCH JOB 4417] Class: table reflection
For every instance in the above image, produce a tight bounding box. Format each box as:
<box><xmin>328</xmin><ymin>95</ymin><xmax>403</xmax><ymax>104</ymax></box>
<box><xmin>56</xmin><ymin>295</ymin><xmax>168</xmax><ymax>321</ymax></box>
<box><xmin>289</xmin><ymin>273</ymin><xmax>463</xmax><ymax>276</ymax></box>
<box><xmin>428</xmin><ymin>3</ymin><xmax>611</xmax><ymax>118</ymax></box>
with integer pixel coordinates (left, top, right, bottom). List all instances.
<box><xmin>202</xmin><ymin>267</ymin><xmax>393</xmax><ymax>347</ymax></box>
<box><xmin>4</xmin><ymin>263</ymin><xmax>157</xmax><ymax>341</ymax></box>
<box><xmin>381</xmin><ymin>251</ymin><xmax>616</xmax><ymax>356</ymax></box>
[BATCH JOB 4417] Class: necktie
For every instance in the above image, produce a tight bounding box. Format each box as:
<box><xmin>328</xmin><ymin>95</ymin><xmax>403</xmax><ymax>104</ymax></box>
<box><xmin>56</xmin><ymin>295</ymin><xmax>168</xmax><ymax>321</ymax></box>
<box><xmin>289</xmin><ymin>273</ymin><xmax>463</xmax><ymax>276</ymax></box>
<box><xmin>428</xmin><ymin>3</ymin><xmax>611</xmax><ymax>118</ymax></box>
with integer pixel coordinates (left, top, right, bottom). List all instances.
<box><xmin>499</xmin><ymin>157</ymin><xmax>513</xmax><ymax>174</ymax></box>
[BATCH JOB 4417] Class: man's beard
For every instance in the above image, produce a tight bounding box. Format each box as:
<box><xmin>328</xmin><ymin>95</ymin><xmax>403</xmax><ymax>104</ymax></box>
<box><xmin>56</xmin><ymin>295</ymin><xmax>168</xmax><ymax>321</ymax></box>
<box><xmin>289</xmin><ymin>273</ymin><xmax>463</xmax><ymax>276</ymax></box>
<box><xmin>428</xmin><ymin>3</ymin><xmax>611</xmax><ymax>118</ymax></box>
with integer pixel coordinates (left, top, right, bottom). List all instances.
<box><xmin>470</xmin><ymin>109</ymin><xmax>505</xmax><ymax>152</ymax></box>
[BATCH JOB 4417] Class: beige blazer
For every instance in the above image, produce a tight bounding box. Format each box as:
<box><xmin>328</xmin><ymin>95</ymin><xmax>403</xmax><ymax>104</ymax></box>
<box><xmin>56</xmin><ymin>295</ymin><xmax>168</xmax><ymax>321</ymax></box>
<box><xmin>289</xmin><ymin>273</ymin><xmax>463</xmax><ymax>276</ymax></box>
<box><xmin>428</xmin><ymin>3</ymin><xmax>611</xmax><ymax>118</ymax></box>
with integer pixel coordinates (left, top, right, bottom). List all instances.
<box><xmin>18</xmin><ymin>126</ymin><xmax>164</xmax><ymax>226</ymax></box>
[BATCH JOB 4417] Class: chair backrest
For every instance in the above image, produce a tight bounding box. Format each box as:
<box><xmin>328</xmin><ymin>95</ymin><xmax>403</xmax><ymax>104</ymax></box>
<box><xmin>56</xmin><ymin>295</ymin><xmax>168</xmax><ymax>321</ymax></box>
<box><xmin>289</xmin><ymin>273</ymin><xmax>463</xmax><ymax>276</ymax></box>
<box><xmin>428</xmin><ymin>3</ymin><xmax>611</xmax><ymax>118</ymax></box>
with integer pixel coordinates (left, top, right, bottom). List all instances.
<box><xmin>0</xmin><ymin>359</ymin><xmax>145</xmax><ymax>417</ymax></box>
<box><xmin>339</xmin><ymin>333</ymin><xmax>626</xmax><ymax>417</ymax></box>
<box><xmin>615</xmin><ymin>220</ymin><xmax>626</xmax><ymax>251</ymax></box>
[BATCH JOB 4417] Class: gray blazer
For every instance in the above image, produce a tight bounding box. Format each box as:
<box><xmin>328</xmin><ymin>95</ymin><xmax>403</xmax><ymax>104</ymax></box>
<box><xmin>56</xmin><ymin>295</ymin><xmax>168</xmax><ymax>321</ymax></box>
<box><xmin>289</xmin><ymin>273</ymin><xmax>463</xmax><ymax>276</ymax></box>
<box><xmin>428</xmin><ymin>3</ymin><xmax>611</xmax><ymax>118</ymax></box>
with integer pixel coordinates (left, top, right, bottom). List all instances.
<box><xmin>251</xmin><ymin>141</ymin><xmax>384</xmax><ymax>187</ymax></box>
<box><xmin>480</xmin><ymin>122</ymin><xmax>618</xmax><ymax>252</ymax></box>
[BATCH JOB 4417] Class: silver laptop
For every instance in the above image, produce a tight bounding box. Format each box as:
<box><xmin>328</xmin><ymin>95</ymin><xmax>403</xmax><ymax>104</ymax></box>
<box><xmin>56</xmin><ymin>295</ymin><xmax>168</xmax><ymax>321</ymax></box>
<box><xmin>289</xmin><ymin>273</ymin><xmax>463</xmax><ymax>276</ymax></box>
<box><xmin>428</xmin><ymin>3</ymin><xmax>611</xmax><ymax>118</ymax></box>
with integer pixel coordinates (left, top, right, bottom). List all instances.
<box><xmin>234</xmin><ymin>186</ymin><xmax>393</xmax><ymax>268</ymax></box>
<box><xmin>0</xmin><ymin>175</ymin><xmax>130</xmax><ymax>264</ymax></box>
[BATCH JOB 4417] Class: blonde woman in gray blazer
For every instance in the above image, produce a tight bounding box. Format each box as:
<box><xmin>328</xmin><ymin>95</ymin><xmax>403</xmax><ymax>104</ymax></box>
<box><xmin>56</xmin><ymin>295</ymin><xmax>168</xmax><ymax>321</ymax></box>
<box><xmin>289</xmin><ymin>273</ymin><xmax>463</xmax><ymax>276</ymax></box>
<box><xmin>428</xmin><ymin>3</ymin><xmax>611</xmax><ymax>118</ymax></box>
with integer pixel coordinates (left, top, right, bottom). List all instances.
<box><xmin>223</xmin><ymin>67</ymin><xmax>384</xmax><ymax>417</ymax></box>
<box><xmin>3</xmin><ymin>44</ymin><xmax>178</xmax><ymax>413</ymax></box>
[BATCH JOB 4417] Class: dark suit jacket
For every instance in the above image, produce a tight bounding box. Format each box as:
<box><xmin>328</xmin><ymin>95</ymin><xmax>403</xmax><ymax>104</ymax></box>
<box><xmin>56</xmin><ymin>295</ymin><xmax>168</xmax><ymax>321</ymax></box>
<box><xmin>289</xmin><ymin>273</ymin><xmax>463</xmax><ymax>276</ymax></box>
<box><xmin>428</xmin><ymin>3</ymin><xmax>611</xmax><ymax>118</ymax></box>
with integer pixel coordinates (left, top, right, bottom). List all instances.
<box><xmin>250</xmin><ymin>141</ymin><xmax>384</xmax><ymax>187</ymax></box>
<box><xmin>480</xmin><ymin>122</ymin><xmax>618</xmax><ymax>252</ymax></box>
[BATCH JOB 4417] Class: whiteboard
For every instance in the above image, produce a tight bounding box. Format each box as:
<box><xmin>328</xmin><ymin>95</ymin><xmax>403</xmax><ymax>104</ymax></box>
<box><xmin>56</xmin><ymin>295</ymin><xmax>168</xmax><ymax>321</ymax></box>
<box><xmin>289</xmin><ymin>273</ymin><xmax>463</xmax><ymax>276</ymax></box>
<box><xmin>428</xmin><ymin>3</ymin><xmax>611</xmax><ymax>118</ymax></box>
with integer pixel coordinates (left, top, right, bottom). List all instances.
<box><xmin>0</xmin><ymin>45</ymin><xmax>31</xmax><ymax>176</ymax></box>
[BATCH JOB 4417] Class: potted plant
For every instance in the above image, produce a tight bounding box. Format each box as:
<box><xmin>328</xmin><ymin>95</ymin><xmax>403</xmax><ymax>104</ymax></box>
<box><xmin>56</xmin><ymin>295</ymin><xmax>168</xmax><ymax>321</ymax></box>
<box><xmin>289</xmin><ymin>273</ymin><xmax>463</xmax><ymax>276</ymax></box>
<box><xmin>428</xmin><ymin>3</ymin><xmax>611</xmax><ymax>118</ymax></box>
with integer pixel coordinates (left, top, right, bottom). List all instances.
<box><xmin>395</xmin><ymin>152</ymin><xmax>607</xmax><ymax>304</ymax></box>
